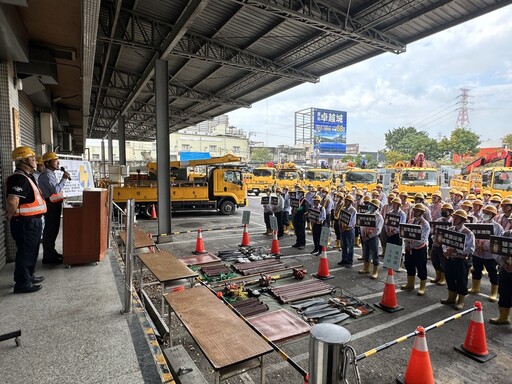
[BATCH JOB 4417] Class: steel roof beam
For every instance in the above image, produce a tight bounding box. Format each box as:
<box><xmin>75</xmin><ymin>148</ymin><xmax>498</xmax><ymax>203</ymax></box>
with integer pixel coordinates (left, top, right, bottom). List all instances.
<box><xmin>99</xmin><ymin>0</ymin><xmax>209</xmax><ymax>138</ymax></box>
<box><xmin>230</xmin><ymin>0</ymin><xmax>406</xmax><ymax>53</ymax></box>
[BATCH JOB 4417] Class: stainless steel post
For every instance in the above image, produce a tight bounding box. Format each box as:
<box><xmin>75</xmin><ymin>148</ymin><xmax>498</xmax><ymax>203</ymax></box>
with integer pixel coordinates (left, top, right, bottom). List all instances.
<box><xmin>107</xmin><ymin>184</ymin><xmax>114</xmax><ymax>249</ymax></box>
<box><xmin>309</xmin><ymin>323</ymin><xmax>354</xmax><ymax>384</ymax></box>
<box><xmin>123</xmin><ymin>199</ymin><xmax>135</xmax><ymax>314</ymax></box>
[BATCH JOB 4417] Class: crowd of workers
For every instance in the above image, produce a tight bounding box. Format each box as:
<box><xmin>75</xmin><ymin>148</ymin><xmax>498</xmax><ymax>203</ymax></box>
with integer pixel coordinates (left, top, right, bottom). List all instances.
<box><xmin>261</xmin><ymin>184</ymin><xmax>512</xmax><ymax>324</ymax></box>
<box><xmin>5</xmin><ymin>146</ymin><xmax>70</xmax><ymax>294</ymax></box>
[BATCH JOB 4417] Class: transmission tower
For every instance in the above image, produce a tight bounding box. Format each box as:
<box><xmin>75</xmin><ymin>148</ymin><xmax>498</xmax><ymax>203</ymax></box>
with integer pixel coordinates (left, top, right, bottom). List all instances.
<box><xmin>455</xmin><ymin>88</ymin><xmax>470</xmax><ymax>129</ymax></box>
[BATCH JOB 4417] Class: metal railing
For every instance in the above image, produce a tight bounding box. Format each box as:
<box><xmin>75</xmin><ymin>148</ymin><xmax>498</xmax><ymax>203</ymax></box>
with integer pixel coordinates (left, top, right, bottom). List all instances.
<box><xmin>122</xmin><ymin>199</ymin><xmax>135</xmax><ymax>314</ymax></box>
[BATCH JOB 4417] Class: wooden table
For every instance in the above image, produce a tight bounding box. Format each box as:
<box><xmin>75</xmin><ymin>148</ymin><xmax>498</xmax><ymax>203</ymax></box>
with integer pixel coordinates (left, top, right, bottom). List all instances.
<box><xmin>165</xmin><ymin>286</ymin><xmax>273</xmax><ymax>383</ymax></box>
<box><xmin>119</xmin><ymin>228</ymin><xmax>155</xmax><ymax>250</ymax></box>
<box><xmin>138</xmin><ymin>251</ymin><xmax>198</xmax><ymax>315</ymax></box>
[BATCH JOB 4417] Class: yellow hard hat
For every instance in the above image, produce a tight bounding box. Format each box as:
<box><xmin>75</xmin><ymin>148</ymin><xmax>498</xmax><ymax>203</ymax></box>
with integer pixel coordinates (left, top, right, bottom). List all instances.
<box><xmin>377</xmin><ymin>184</ymin><xmax>383</xmax><ymax>188</ymax></box>
<box><xmin>344</xmin><ymin>195</ymin><xmax>355</xmax><ymax>203</ymax></box>
<box><xmin>392</xmin><ymin>197</ymin><xmax>401</xmax><ymax>205</ymax></box>
<box><xmin>502</xmin><ymin>198</ymin><xmax>512</xmax><ymax>206</ymax></box>
<box><xmin>392</xmin><ymin>188</ymin><xmax>400</xmax><ymax>194</ymax></box>
<box><xmin>442</xmin><ymin>203</ymin><xmax>454</xmax><ymax>211</ymax></box>
<box><xmin>414</xmin><ymin>193</ymin><xmax>424</xmax><ymax>199</ymax></box>
<box><xmin>36</xmin><ymin>156</ymin><xmax>44</xmax><ymax>165</ymax></box>
<box><xmin>313</xmin><ymin>195</ymin><xmax>322</xmax><ymax>201</ymax></box>
<box><xmin>12</xmin><ymin>146</ymin><xmax>35</xmax><ymax>161</ymax></box>
<box><xmin>42</xmin><ymin>152</ymin><xmax>59</xmax><ymax>162</ymax></box>
<box><xmin>371</xmin><ymin>190</ymin><xmax>379</xmax><ymax>196</ymax></box>
<box><xmin>363</xmin><ymin>195</ymin><xmax>371</xmax><ymax>202</ymax></box>
<box><xmin>482</xmin><ymin>190</ymin><xmax>492</xmax><ymax>196</ymax></box>
<box><xmin>461</xmin><ymin>200</ymin><xmax>473</xmax><ymax>209</ymax></box>
<box><xmin>387</xmin><ymin>193</ymin><xmax>396</xmax><ymax>200</ymax></box>
<box><xmin>460</xmin><ymin>187</ymin><xmax>469</xmax><ymax>192</ymax></box>
<box><xmin>399</xmin><ymin>191</ymin><xmax>408</xmax><ymax>197</ymax></box>
<box><xmin>369</xmin><ymin>199</ymin><xmax>381</xmax><ymax>208</ymax></box>
<box><xmin>472</xmin><ymin>199</ymin><xmax>484</xmax><ymax>207</ymax></box>
<box><xmin>490</xmin><ymin>195</ymin><xmax>502</xmax><ymax>203</ymax></box>
<box><xmin>453</xmin><ymin>190</ymin><xmax>463</xmax><ymax>197</ymax></box>
<box><xmin>356</xmin><ymin>189</ymin><xmax>364</xmax><ymax>196</ymax></box>
<box><xmin>493</xmin><ymin>192</ymin><xmax>502</xmax><ymax>198</ymax></box>
<box><xmin>413</xmin><ymin>203</ymin><xmax>425</xmax><ymax>212</ymax></box>
<box><xmin>452</xmin><ymin>209</ymin><xmax>468</xmax><ymax>220</ymax></box>
<box><xmin>432</xmin><ymin>191</ymin><xmax>443</xmax><ymax>199</ymax></box>
<box><xmin>467</xmin><ymin>193</ymin><xmax>476</xmax><ymax>200</ymax></box>
<box><xmin>482</xmin><ymin>205</ymin><xmax>497</xmax><ymax>215</ymax></box>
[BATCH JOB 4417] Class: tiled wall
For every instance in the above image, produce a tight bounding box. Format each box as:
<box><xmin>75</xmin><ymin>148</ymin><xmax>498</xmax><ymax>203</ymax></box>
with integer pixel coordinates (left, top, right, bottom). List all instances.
<box><xmin>0</xmin><ymin>60</ymin><xmax>19</xmax><ymax>265</ymax></box>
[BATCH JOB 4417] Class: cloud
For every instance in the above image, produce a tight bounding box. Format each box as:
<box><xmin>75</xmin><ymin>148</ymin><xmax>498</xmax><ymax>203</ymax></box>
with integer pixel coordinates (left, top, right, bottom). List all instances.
<box><xmin>229</xmin><ymin>6</ymin><xmax>512</xmax><ymax>152</ymax></box>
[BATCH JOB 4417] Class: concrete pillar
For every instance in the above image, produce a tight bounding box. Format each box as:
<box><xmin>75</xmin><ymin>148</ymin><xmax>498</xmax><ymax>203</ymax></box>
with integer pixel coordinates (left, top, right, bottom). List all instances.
<box><xmin>108</xmin><ymin>130</ymin><xmax>113</xmax><ymax>165</ymax></box>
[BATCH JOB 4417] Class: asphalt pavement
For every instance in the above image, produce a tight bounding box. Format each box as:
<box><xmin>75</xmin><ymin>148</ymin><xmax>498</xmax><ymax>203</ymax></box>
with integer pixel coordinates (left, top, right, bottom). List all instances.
<box><xmin>138</xmin><ymin>195</ymin><xmax>512</xmax><ymax>384</ymax></box>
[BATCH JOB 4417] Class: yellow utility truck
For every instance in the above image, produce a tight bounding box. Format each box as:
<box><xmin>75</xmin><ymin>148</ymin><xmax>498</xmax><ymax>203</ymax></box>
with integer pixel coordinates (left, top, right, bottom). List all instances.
<box><xmin>342</xmin><ymin>168</ymin><xmax>378</xmax><ymax>192</ymax></box>
<box><xmin>275</xmin><ymin>162</ymin><xmax>301</xmax><ymax>190</ymax></box>
<box><xmin>114</xmin><ymin>154</ymin><xmax>247</xmax><ymax>217</ymax></box>
<box><xmin>245</xmin><ymin>166</ymin><xmax>275</xmax><ymax>195</ymax></box>
<box><xmin>303</xmin><ymin>168</ymin><xmax>334</xmax><ymax>189</ymax></box>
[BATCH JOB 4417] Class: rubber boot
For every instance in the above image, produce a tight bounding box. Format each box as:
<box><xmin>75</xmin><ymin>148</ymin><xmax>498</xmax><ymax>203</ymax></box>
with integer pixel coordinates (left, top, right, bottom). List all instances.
<box><xmin>283</xmin><ymin>225</ymin><xmax>289</xmax><ymax>235</ymax></box>
<box><xmin>454</xmin><ymin>294</ymin><xmax>465</xmax><ymax>310</ymax></box>
<box><xmin>370</xmin><ymin>265</ymin><xmax>379</xmax><ymax>280</ymax></box>
<box><xmin>489</xmin><ymin>307</ymin><xmax>511</xmax><ymax>325</ymax></box>
<box><xmin>489</xmin><ymin>285</ymin><xmax>499</xmax><ymax>302</ymax></box>
<box><xmin>429</xmin><ymin>270</ymin><xmax>441</xmax><ymax>284</ymax></box>
<box><xmin>327</xmin><ymin>236</ymin><xmax>331</xmax><ymax>246</ymax></box>
<box><xmin>482</xmin><ymin>265</ymin><xmax>488</xmax><ymax>276</ymax></box>
<box><xmin>354</xmin><ymin>237</ymin><xmax>361</xmax><ymax>248</ymax></box>
<box><xmin>437</xmin><ymin>272</ymin><xmax>446</xmax><ymax>286</ymax></box>
<box><xmin>468</xmin><ymin>279</ymin><xmax>481</xmax><ymax>294</ymax></box>
<box><xmin>289</xmin><ymin>222</ymin><xmax>294</xmax><ymax>231</ymax></box>
<box><xmin>440</xmin><ymin>290</ymin><xmax>457</xmax><ymax>305</ymax></box>
<box><xmin>400</xmin><ymin>275</ymin><xmax>415</xmax><ymax>290</ymax></box>
<box><xmin>358</xmin><ymin>262</ymin><xmax>370</xmax><ymax>274</ymax></box>
<box><xmin>417</xmin><ymin>279</ymin><xmax>427</xmax><ymax>296</ymax></box>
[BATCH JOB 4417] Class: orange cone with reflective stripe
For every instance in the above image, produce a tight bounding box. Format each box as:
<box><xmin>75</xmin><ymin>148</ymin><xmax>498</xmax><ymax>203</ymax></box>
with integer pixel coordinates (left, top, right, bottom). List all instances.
<box><xmin>240</xmin><ymin>224</ymin><xmax>251</xmax><ymax>247</ymax></box>
<box><xmin>375</xmin><ymin>268</ymin><xmax>403</xmax><ymax>313</ymax></box>
<box><xmin>397</xmin><ymin>326</ymin><xmax>434</xmax><ymax>384</ymax></box>
<box><xmin>193</xmin><ymin>228</ymin><xmax>207</xmax><ymax>254</ymax></box>
<box><xmin>150</xmin><ymin>204</ymin><xmax>157</xmax><ymax>219</ymax></box>
<box><xmin>455</xmin><ymin>301</ymin><xmax>496</xmax><ymax>362</ymax></box>
<box><xmin>270</xmin><ymin>230</ymin><xmax>280</xmax><ymax>255</ymax></box>
<box><xmin>313</xmin><ymin>247</ymin><xmax>333</xmax><ymax>280</ymax></box>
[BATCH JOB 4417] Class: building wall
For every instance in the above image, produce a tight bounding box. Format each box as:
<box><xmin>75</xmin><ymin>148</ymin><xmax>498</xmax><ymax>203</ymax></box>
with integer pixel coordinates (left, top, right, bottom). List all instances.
<box><xmin>171</xmin><ymin>133</ymin><xmax>249</xmax><ymax>161</ymax></box>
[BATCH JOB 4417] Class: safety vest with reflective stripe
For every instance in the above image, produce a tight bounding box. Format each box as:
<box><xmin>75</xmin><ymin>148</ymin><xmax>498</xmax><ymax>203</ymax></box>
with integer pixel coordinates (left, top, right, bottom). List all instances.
<box><xmin>49</xmin><ymin>192</ymin><xmax>64</xmax><ymax>203</ymax></box>
<box><xmin>13</xmin><ymin>174</ymin><xmax>47</xmax><ymax>216</ymax></box>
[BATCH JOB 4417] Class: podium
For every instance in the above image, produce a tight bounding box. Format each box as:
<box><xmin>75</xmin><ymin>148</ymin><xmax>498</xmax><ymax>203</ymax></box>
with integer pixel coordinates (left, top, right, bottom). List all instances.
<box><xmin>63</xmin><ymin>188</ymin><xmax>108</xmax><ymax>266</ymax></box>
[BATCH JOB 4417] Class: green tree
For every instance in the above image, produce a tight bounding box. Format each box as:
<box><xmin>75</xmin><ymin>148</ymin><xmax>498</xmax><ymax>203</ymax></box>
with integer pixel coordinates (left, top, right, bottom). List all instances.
<box><xmin>384</xmin><ymin>150</ymin><xmax>408</xmax><ymax>166</ymax></box>
<box><xmin>446</xmin><ymin>128</ymin><xmax>481</xmax><ymax>158</ymax></box>
<box><xmin>384</xmin><ymin>126</ymin><xmax>441</xmax><ymax>161</ymax></box>
<box><xmin>250</xmin><ymin>147</ymin><xmax>272</xmax><ymax>163</ymax></box>
<box><xmin>502</xmin><ymin>134</ymin><xmax>512</xmax><ymax>148</ymax></box>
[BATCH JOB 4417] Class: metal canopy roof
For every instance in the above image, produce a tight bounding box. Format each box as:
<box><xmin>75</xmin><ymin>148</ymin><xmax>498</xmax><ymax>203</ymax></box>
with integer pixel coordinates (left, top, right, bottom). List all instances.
<box><xmin>87</xmin><ymin>0</ymin><xmax>512</xmax><ymax>143</ymax></box>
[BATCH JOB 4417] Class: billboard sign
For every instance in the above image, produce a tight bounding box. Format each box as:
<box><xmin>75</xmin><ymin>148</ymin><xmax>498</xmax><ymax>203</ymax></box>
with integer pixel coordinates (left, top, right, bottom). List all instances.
<box><xmin>313</xmin><ymin>108</ymin><xmax>347</xmax><ymax>155</ymax></box>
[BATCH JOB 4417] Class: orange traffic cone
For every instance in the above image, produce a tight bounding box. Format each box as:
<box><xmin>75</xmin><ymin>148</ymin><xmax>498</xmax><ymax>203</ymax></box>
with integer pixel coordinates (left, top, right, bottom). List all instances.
<box><xmin>375</xmin><ymin>268</ymin><xmax>403</xmax><ymax>313</ymax></box>
<box><xmin>397</xmin><ymin>326</ymin><xmax>434</xmax><ymax>384</ymax></box>
<box><xmin>240</xmin><ymin>224</ymin><xmax>251</xmax><ymax>247</ymax></box>
<box><xmin>270</xmin><ymin>230</ymin><xmax>280</xmax><ymax>255</ymax></box>
<box><xmin>148</xmin><ymin>232</ymin><xmax>155</xmax><ymax>253</ymax></box>
<box><xmin>150</xmin><ymin>204</ymin><xmax>157</xmax><ymax>219</ymax></box>
<box><xmin>193</xmin><ymin>228</ymin><xmax>207</xmax><ymax>254</ymax></box>
<box><xmin>455</xmin><ymin>301</ymin><xmax>496</xmax><ymax>362</ymax></box>
<box><xmin>313</xmin><ymin>246</ymin><xmax>333</xmax><ymax>280</ymax></box>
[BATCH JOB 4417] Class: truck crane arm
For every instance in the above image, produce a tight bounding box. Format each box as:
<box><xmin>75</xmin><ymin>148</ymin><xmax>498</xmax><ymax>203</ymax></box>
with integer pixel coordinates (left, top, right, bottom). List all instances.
<box><xmin>461</xmin><ymin>149</ymin><xmax>512</xmax><ymax>175</ymax></box>
<box><xmin>146</xmin><ymin>153</ymin><xmax>242</xmax><ymax>174</ymax></box>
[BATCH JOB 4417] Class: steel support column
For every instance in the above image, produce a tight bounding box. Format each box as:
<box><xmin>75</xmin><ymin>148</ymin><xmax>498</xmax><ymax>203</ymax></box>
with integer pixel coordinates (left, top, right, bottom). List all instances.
<box><xmin>108</xmin><ymin>130</ymin><xmax>113</xmax><ymax>165</ymax></box>
<box><xmin>101</xmin><ymin>140</ymin><xmax>106</xmax><ymax>179</ymax></box>
<box><xmin>155</xmin><ymin>59</ymin><xmax>171</xmax><ymax>240</ymax></box>
<box><xmin>118</xmin><ymin>115</ymin><xmax>126</xmax><ymax>165</ymax></box>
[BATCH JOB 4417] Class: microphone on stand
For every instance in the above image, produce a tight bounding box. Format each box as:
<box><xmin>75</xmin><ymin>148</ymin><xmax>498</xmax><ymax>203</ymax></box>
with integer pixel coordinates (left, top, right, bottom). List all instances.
<box><xmin>60</xmin><ymin>167</ymin><xmax>71</xmax><ymax>181</ymax></box>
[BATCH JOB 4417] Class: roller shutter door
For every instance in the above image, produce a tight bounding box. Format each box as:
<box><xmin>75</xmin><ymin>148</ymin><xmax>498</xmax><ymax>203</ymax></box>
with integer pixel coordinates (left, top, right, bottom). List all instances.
<box><xmin>19</xmin><ymin>92</ymin><xmax>36</xmax><ymax>148</ymax></box>
<box><xmin>0</xmin><ymin>155</ymin><xmax>5</xmax><ymax>269</ymax></box>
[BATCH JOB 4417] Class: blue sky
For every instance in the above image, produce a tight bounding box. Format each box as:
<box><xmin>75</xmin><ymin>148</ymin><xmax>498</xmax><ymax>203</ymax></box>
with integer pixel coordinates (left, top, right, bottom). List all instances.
<box><xmin>228</xmin><ymin>6</ymin><xmax>512</xmax><ymax>152</ymax></box>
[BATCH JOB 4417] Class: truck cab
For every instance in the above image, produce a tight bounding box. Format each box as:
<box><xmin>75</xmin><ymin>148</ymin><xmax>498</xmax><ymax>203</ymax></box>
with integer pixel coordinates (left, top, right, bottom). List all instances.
<box><xmin>395</xmin><ymin>167</ymin><xmax>440</xmax><ymax>202</ymax></box>
<box><xmin>275</xmin><ymin>165</ymin><xmax>301</xmax><ymax>190</ymax></box>
<box><xmin>245</xmin><ymin>166</ymin><xmax>275</xmax><ymax>195</ymax></box>
<box><xmin>304</xmin><ymin>168</ymin><xmax>333</xmax><ymax>189</ymax></box>
<box><xmin>342</xmin><ymin>168</ymin><xmax>377</xmax><ymax>192</ymax></box>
